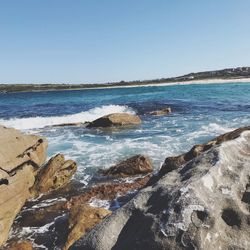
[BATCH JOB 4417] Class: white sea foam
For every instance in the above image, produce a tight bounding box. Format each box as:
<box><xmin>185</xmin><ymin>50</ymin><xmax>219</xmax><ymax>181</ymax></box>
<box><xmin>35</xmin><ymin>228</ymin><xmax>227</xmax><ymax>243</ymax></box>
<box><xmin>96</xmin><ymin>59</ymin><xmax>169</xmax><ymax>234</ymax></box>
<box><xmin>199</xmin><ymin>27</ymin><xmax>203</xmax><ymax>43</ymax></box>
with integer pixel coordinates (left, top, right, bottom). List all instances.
<box><xmin>89</xmin><ymin>198</ymin><xmax>110</xmax><ymax>210</ymax></box>
<box><xmin>187</xmin><ymin>123</ymin><xmax>233</xmax><ymax>140</ymax></box>
<box><xmin>0</xmin><ymin>105</ymin><xmax>135</xmax><ymax>130</ymax></box>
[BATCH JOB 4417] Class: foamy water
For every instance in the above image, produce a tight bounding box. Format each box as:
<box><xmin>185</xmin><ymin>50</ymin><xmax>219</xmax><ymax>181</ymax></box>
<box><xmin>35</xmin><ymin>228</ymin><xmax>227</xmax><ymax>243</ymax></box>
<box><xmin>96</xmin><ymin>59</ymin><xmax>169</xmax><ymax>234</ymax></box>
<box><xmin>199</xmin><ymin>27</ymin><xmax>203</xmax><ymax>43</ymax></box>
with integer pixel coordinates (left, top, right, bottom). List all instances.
<box><xmin>0</xmin><ymin>105</ymin><xmax>135</xmax><ymax>130</ymax></box>
<box><xmin>0</xmin><ymin>82</ymin><xmax>249</xmax><ymax>184</ymax></box>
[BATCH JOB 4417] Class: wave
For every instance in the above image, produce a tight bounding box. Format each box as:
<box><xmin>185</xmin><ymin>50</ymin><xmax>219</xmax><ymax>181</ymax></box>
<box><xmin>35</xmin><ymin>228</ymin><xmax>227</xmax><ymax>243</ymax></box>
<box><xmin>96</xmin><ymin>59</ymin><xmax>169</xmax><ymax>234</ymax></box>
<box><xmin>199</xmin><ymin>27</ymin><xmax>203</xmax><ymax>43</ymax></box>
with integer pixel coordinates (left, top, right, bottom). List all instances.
<box><xmin>186</xmin><ymin>123</ymin><xmax>233</xmax><ymax>139</ymax></box>
<box><xmin>0</xmin><ymin>105</ymin><xmax>135</xmax><ymax>130</ymax></box>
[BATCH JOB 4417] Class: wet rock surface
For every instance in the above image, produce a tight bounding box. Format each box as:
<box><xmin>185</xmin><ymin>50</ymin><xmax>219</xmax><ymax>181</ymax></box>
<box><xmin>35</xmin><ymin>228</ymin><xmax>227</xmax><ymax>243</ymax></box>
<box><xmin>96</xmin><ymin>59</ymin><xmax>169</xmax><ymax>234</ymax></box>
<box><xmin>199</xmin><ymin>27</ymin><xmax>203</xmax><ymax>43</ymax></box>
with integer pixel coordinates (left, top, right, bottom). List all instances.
<box><xmin>86</xmin><ymin>113</ymin><xmax>141</xmax><ymax>128</ymax></box>
<box><xmin>72</xmin><ymin>127</ymin><xmax>250</xmax><ymax>250</ymax></box>
<box><xmin>69</xmin><ymin>175</ymin><xmax>151</xmax><ymax>207</ymax></box>
<box><xmin>99</xmin><ymin>155</ymin><xmax>153</xmax><ymax>177</ymax></box>
<box><xmin>63</xmin><ymin>204</ymin><xmax>111</xmax><ymax>250</ymax></box>
<box><xmin>31</xmin><ymin>153</ymin><xmax>77</xmax><ymax>197</ymax></box>
<box><xmin>51</xmin><ymin>122</ymin><xmax>87</xmax><ymax>128</ymax></box>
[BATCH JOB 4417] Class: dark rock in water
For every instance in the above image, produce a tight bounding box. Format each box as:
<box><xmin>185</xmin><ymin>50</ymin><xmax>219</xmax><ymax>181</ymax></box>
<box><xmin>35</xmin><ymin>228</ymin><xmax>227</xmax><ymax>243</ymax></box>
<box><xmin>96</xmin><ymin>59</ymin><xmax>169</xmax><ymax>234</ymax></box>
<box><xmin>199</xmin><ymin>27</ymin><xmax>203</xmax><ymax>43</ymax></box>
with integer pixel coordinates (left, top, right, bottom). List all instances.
<box><xmin>86</xmin><ymin>113</ymin><xmax>141</xmax><ymax>128</ymax></box>
<box><xmin>71</xmin><ymin>127</ymin><xmax>250</xmax><ymax>250</ymax></box>
<box><xmin>51</xmin><ymin>122</ymin><xmax>87</xmax><ymax>128</ymax></box>
<box><xmin>99</xmin><ymin>155</ymin><xmax>153</xmax><ymax>178</ymax></box>
<box><xmin>149</xmin><ymin>107</ymin><xmax>172</xmax><ymax>116</ymax></box>
<box><xmin>16</xmin><ymin>201</ymin><xmax>68</xmax><ymax>228</ymax></box>
<box><xmin>63</xmin><ymin>204</ymin><xmax>111</xmax><ymax>250</ymax></box>
<box><xmin>31</xmin><ymin>153</ymin><xmax>77</xmax><ymax>197</ymax></box>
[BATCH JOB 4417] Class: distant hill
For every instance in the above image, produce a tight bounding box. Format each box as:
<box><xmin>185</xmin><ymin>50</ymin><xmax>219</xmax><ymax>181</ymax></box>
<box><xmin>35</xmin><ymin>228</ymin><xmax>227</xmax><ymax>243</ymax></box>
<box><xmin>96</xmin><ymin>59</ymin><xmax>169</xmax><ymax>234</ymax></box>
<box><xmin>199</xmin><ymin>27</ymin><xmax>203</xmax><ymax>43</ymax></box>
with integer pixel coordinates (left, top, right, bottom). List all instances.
<box><xmin>172</xmin><ymin>67</ymin><xmax>250</xmax><ymax>81</ymax></box>
<box><xmin>0</xmin><ymin>67</ymin><xmax>250</xmax><ymax>93</ymax></box>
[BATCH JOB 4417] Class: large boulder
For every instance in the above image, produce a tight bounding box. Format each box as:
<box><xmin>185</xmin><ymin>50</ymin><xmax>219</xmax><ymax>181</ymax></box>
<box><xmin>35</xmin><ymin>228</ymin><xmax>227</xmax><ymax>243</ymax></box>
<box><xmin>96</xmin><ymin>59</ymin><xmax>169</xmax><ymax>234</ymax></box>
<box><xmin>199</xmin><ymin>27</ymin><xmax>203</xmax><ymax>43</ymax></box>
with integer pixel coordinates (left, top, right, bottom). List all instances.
<box><xmin>71</xmin><ymin>127</ymin><xmax>250</xmax><ymax>250</ymax></box>
<box><xmin>0</xmin><ymin>125</ymin><xmax>48</xmax><ymax>246</ymax></box>
<box><xmin>86</xmin><ymin>113</ymin><xmax>141</xmax><ymax>128</ymax></box>
<box><xmin>31</xmin><ymin>153</ymin><xmax>77</xmax><ymax>197</ymax></box>
<box><xmin>99</xmin><ymin>155</ymin><xmax>153</xmax><ymax>177</ymax></box>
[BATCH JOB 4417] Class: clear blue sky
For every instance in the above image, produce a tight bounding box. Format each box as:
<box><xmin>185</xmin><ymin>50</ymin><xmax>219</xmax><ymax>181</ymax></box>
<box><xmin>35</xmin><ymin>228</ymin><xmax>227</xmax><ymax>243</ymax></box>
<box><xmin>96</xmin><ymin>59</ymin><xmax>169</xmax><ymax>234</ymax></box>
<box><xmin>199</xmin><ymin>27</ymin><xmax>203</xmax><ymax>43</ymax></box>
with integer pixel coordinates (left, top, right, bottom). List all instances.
<box><xmin>1</xmin><ymin>0</ymin><xmax>250</xmax><ymax>84</ymax></box>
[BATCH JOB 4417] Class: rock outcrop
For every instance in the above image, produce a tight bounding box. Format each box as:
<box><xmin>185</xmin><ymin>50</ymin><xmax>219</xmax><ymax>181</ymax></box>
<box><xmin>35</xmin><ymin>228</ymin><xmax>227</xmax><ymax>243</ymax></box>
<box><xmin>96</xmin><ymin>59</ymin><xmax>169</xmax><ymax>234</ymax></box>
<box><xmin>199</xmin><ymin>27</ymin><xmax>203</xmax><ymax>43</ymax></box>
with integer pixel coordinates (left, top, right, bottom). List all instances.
<box><xmin>149</xmin><ymin>107</ymin><xmax>171</xmax><ymax>116</ymax></box>
<box><xmin>0</xmin><ymin>126</ymin><xmax>77</xmax><ymax>248</ymax></box>
<box><xmin>86</xmin><ymin>113</ymin><xmax>141</xmax><ymax>128</ymax></box>
<box><xmin>0</xmin><ymin>125</ymin><xmax>48</xmax><ymax>246</ymax></box>
<box><xmin>72</xmin><ymin>127</ymin><xmax>250</xmax><ymax>250</ymax></box>
<box><xmin>99</xmin><ymin>155</ymin><xmax>153</xmax><ymax>177</ymax></box>
<box><xmin>63</xmin><ymin>204</ymin><xmax>111</xmax><ymax>250</ymax></box>
<box><xmin>31</xmin><ymin>153</ymin><xmax>77</xmax><ymax>197</ymax></box>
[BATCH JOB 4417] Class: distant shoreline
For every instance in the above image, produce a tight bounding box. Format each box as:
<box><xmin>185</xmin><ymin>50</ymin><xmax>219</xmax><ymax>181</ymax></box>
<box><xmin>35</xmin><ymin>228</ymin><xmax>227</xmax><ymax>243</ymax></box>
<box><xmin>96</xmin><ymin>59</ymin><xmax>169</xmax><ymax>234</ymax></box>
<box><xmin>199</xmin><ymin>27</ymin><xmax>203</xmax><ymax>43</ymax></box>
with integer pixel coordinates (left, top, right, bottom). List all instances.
<box><xmin>1</xmin><ymin>77</ymin><xmax>250</xmax><ymax>94</ymax></box>
<box><xmin>1</xmin><ymin>67</ymin><xmax>250</xmax><ymax>93</ymax></box>
<box><xmin>87</xmin><ymin>77</ymin><xmax>250</xmax><ymax>90</ymax></box>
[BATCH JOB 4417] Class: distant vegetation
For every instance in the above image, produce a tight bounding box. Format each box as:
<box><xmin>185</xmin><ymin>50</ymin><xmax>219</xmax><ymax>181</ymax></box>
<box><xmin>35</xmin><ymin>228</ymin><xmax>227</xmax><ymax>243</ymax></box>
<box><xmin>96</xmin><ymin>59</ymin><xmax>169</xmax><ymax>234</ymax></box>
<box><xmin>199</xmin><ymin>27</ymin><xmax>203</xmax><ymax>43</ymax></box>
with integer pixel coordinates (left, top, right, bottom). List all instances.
<box><xmin>0</xmin><ymin>67</ymin><xmax>250</xmax><ymax>93</ymax></box>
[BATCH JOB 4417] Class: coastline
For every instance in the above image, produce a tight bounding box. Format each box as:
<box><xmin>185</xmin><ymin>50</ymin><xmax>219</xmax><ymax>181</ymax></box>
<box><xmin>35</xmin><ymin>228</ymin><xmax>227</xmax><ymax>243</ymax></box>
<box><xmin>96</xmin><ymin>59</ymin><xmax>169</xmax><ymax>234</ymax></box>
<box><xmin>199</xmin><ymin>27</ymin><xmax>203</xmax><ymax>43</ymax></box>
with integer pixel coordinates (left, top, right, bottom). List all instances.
<box><xmin>93</xmin><ymin>77</ymin><xmax>250</xmax><ymax>90</ymax></box>
<box><xmin>1</xmin><ymin>77</ymin><xmax>250</xmax><ymax>94</ymax></box>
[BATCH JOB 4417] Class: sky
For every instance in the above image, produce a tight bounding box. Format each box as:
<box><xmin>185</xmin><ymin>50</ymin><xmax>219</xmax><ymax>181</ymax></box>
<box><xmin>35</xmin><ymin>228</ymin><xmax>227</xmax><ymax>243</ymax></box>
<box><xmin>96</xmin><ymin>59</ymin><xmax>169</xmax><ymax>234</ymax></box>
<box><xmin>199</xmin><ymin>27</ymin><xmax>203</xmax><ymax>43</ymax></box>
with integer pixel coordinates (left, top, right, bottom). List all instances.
<box><xmin>0</xmin><ymin>0</ymin><xmax>250</xmax><ymax>84</ymax></box>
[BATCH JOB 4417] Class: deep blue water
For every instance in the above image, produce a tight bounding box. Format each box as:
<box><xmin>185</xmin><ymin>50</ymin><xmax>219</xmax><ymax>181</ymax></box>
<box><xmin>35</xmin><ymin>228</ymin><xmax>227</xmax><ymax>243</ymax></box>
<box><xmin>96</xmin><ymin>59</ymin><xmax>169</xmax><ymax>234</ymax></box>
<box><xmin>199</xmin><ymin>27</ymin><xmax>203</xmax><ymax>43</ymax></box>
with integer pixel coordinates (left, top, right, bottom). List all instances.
<box><xmin>0</xmin><ymin>82</ymin><xmax>249</xmax><ymax>183</ymax></box>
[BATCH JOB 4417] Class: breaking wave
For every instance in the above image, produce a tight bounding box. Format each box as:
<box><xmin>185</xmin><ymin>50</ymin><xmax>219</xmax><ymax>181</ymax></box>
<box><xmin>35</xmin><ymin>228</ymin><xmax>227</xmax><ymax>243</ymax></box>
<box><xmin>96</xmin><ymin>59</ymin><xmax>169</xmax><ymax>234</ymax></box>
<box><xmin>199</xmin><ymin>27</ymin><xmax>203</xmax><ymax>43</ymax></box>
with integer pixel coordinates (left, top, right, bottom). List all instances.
<box><xmin>0</xmin><ymin>105</ymin><xmax>135</xmax><ymax>130</ymax></box>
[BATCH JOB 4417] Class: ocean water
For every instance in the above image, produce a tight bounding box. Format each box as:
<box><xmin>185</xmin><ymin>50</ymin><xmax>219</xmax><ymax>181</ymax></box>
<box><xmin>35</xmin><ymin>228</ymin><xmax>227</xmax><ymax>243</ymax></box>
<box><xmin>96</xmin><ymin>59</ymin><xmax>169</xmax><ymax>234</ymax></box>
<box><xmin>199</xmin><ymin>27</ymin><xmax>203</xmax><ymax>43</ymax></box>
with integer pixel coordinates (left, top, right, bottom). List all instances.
<box><xmin>0</xmin><ymin>82</ymin><xmax>249</xmax><ymax>185</ymax></box>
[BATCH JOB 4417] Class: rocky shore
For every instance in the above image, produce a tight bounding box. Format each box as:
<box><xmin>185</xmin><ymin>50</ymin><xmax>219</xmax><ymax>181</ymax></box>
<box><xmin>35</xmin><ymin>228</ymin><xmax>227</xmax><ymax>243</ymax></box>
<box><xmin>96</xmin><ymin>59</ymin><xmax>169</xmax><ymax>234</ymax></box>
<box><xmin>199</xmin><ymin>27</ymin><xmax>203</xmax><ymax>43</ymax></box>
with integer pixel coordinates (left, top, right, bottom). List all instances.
<box><xmin>0</xmin><ymin>121</ymin><xmax>249</xmax><ymax>249</ymax></box>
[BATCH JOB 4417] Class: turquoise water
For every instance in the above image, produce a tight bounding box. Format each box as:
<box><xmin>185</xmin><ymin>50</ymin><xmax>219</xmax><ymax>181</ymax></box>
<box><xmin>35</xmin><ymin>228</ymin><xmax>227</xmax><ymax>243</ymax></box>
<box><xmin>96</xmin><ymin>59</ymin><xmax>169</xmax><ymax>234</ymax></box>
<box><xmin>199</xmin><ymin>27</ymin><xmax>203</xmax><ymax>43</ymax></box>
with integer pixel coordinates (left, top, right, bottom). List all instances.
<box><xmin>0</xmin><ymin>82</ymin><xmax>249</xmax><ymax>184</ymax></box>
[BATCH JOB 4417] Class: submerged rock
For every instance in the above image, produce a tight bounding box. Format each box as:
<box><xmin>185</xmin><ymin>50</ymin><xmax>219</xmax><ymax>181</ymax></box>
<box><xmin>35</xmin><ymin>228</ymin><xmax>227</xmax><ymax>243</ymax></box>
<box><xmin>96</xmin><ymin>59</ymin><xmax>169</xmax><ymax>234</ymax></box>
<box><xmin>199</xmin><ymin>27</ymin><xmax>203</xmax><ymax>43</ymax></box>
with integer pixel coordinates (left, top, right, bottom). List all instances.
<box><xmin>16</xmin><ymin>200</ymin><xmax>68</xmax><ymax>228</ymax></box>
<box><xmin>51</xmin><ymin>122</ymin><xmax>86</xmax><ymax>128</ymax></box>
<box><xmin>63</xmin><ymin>204</ymin><xmax>111</xmax><ymax>250</ymax></box>
<box><xmin>99</xmin><ymin>155</ymin><xmax>153</xmax><ymax>177</ymax></box>
<box><xmin>86</xmin><ymin>113</ymin><xmax>141</xmax><ymax>128</ymax></box>
<box><xmin>0</xmin><ymin>125</ymin><xmax>48</xmax><ymax>246</ymax></box>
<box><xmin>149</xmin><ymin>107</ymin><xmax>172</xmax><ymax>116</ymax></box>
<box><xmin>31</xmin><ymin>153</ymin><xmax>77</xmax><ymax>197</ymax></box>
<box><xmin>72</xmin><ymin>127</ymin><xmax>250</xmax><ymax>250</ymax></box>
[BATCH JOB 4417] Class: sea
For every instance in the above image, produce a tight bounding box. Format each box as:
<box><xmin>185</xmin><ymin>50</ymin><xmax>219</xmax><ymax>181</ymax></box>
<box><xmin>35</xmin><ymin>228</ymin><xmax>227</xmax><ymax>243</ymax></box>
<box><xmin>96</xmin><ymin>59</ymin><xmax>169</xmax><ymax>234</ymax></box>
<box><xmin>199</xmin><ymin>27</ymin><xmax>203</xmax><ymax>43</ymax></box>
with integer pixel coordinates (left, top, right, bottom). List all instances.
<box><xmin>0</xmin><ymin>82</ymin><xmax>249</xmax><ymax>185</ymax></box>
